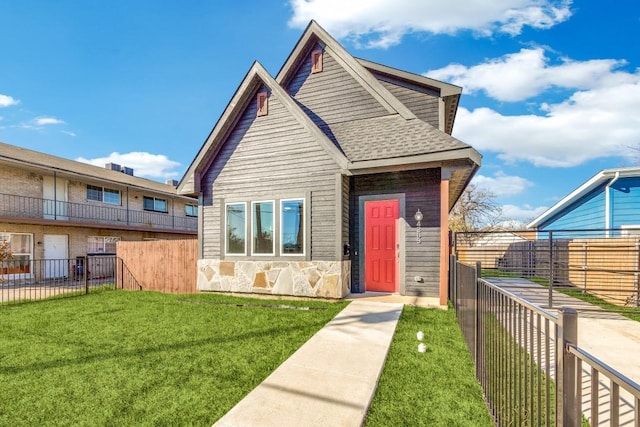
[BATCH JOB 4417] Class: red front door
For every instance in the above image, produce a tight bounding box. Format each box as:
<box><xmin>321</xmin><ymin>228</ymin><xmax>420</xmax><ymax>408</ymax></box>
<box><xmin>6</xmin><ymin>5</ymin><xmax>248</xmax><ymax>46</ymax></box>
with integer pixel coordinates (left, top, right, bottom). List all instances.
<box><xmin>365</xmin><ymin>199</ymin><xmax>399</xmax><ymax>292</ymax></box>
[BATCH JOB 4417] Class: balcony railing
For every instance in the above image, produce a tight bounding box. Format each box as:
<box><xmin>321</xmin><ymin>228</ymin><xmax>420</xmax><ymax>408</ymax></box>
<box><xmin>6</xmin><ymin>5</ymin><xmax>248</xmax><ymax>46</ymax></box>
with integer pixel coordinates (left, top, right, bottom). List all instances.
<box><xmin>0</xmin><ymin>193</ymin><xmax>197</xmax><ymax>232</ymax></box>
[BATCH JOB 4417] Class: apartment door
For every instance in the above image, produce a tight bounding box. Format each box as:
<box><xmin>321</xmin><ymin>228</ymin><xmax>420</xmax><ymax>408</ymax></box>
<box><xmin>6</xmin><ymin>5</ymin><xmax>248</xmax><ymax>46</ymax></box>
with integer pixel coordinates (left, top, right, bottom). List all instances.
<box><xmin>44</xmin><ymin>234</ymin><xmax>68</xmax><ymax>279</ymax></box>
<box><xmin>42</xmin><ymin>175</ymin><xmax>68</xmax><ymax>220</ymax></box>
<box><xmin>364</xmin><ymin>199</ymin><xmax>399</xmax><ymax>292</ymax></box>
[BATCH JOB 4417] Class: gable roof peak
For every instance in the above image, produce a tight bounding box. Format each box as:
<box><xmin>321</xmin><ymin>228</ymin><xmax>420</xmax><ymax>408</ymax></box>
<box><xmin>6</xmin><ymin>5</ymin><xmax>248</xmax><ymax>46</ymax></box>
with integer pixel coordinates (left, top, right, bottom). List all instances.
<box><xmin>276</xmin><ymin>20</ymin><xmax>416</xmax><ymax>120</ymax></box>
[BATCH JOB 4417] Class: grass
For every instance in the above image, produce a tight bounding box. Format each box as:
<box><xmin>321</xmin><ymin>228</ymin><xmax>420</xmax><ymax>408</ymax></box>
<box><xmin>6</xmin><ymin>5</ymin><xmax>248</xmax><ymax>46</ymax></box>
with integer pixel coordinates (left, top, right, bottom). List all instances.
<box><xmin>365</xmin><ymin>306</ymin><xmax>493</xmax><ymax>427</ymax></box>
<box><xmin>482</xmin><ymin>268</ymin><xmax>640</xmax><ymax>322</ymax></box>
<box><xmin>0</xmin><ymin>288</ymin><xmax>347</xmax><ymax>426</ymax></box>
<box><xmin>483</xmin><ymin>313</ymin><xmax>556</xmax><ymax>426</ymax></box>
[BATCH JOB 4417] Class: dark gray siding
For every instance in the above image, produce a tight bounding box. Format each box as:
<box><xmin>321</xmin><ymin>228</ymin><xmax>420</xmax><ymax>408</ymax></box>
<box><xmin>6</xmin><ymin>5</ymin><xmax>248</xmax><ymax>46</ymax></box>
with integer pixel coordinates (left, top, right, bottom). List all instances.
<box><xmin>341</xmin><ymin>174</ymin><xmax>350</xmax><ymax>258</ymax></box>
<box><xmin>351</xmin><ymin>169</ymin><xmax>441</xmax><ymax>297</ymax></box>
<box><xmin>373</xmin><ymin>73</ymin><xmax>441</xmax><ymax>128</ymax></box>
<box><xmin>201</xmin><ymin>85</ymin><xmax>341</xmax><ymax>260</ymax></box>
<box><xmin>285</xmin><ymin>44</ymin><xmax>389</xmax><ymax>128</ymax></box>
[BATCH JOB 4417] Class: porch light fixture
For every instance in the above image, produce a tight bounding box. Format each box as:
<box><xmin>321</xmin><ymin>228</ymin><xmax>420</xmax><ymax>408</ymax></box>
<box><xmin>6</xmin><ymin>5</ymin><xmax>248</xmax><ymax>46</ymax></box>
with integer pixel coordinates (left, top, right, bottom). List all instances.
<box><xmin>414</xmin><ymin>209</ymin><xmax>423</xmax><ymax>244</ymax></box>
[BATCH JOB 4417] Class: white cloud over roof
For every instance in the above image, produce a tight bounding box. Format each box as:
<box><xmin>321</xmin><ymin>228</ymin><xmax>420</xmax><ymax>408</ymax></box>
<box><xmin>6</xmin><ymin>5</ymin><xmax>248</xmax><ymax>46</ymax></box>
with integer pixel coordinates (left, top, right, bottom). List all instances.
<box><xmin>434</xmin><ymin>48</ymin><xmax>640</xmax><ymax>167</ymax></box>
<box><xmin>427</xmin><ymin>48</ymin><xmax>634</xmax><ymax>102</ymax></box>
<box><xmin>288</xmin><ymin>0</ymin><xmax>572</xmax><ymax>48</ymax></box>
<box><xmin>474</xmin><ymin>172</ymin><xmax>533</xmax><ymax>196</ymax></box>
<box><xmin>76</xmin><ymin>152</ymin><xmax>181</xmax><ymax>180</ymax></box>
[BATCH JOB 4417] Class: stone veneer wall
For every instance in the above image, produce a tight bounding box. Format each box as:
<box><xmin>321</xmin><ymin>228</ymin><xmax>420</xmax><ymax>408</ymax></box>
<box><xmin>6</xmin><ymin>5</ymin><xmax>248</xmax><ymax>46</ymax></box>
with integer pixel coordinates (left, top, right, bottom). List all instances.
<box><xmin>197</xmin><ymin>259</ymin><xmax>351</xmax><ymax>298</ymax></box>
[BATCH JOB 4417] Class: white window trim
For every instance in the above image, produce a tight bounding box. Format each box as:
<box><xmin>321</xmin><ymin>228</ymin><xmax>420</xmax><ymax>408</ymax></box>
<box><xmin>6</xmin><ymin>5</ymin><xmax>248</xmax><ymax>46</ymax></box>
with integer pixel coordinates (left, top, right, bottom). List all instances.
<box><xmin>0</xmin><ymin>232</ymin><xmax>34</xmax><ymax>279</ymax></box>
<box><xmin>225</xmin><ymin>202</ymin><xmax>247</xmax><ymax>256</ymax></box>
<box><xmin>251</xmin><ymin>200</ymin><xmax>275</xmax><ymax>256</ymax></box>
<box><xmin>280</xmin><ymin>198</ymin><xmax>306</xmax><ymax>257</ymax></box>
<box><xmin>87</xmin><ymin>184</ymin><xmax>121</xmax><ymax>205</ymax></box>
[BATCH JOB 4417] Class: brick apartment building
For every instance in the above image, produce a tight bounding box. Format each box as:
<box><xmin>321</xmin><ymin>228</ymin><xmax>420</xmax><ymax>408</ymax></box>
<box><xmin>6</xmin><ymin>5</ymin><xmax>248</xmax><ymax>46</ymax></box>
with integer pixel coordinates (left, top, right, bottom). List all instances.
<box><xmin>0</xmin><ymin>141</ymin><xmax>197</xmax><ymax>281</ymax></box>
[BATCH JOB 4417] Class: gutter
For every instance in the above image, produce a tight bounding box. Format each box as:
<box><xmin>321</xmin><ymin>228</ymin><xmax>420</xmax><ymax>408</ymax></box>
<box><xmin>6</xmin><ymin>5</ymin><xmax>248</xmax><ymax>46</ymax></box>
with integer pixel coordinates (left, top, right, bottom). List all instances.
<box><xmin>605</xmin><ymin>171</ymin><xmax>620</xmax><ymax>237</ymax></box>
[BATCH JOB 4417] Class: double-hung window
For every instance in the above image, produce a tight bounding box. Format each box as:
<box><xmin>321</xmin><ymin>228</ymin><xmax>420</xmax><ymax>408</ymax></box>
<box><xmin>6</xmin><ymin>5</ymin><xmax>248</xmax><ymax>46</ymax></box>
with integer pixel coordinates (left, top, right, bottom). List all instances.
<box><xmin>87</xmin><ymin>185</ymin><xmax>121</xmax><ymax>205</ymax></box>
<box><xmin>0</xmin><ymin>233</ymin><xmax>33</xmax><ymax>276</ymax></box>
<box><xmin>185</xmin><ymin>204</ymin><xmax>198</xmax><ymax>217</ymax></box>
<box><xmin>143</xmin><ymin>196</ymin><xmax>168</xmax><ymax>213</ymax></box>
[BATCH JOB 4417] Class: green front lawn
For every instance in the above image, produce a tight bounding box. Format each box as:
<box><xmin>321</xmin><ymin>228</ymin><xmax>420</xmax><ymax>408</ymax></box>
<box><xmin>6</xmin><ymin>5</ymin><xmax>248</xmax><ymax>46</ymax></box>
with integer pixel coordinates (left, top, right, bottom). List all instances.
<box><xmin>366</xmin><ymin>306</ymin><xmax>493</xmax><ymax>427</ymax></box>
<box><xmin>0</xmin><ymin>289</ymin><xmax>347</xmax><ymax>425</ymax></box>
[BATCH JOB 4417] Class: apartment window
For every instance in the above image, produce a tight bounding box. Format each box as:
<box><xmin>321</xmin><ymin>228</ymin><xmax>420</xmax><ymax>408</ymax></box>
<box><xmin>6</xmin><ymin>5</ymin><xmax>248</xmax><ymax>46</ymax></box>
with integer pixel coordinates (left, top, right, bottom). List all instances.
<box><xmin>87</xmin><ymin>185</ymin><xmax>121</xmax><ymax>205</ymax></box>
<box><xmin>281</xmin><ymin>199</ymin><xmax>305</xmax><ymax>255</ymax></box>
<box><xmin>0</xmin><ymin>233</ymin><xmax>33</xmax><ymax>275</ymax></box>
<box><xmin>185</xmin><ymin>204</ymin><xmax>198</xmax><ymax>217</ymax></box>
<box><xmin>226</xmin><ymin>203</ymin><xmax>246</xmax><ymax>255</ymax></box>
<box><xmin>257</xmin><ymin>91</ymin><xmax>268</xmax><ymax>117</ymax></box>
<box><xmin>252</xmin><ymin>201</ymin><xmax>274</xmax><ymax>255</ymax></box>
<box><xmin>143</xmin><ymin>196</ymin><xmax>168</xmax><ymax>213</ymax></box>
<box><xmin>87</xmin><ymin>236</ymin><xmax>121</xmax><ymax>254</ymax></box>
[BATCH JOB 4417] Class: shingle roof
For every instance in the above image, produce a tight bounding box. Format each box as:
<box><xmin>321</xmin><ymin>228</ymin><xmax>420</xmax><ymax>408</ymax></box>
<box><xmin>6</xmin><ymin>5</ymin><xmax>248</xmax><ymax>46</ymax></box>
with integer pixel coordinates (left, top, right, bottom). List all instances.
<box><xmin>327</xmin><ymin>115</ymin><xmax>470</xmax><ymax>162</ymax></box>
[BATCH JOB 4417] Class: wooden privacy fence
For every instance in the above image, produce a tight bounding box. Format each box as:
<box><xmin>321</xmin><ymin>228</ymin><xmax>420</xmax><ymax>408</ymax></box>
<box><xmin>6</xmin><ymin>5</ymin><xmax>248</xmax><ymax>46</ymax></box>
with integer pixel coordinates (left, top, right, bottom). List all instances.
<box><xmin>454</xmin><ymin>231</ymin><xmax>640</xmax><ymax>307</ymax></box>
<box><xmin>116</xmin><ymin>239</ymin><xmax>197</xmax><ymax>293</ymax></box>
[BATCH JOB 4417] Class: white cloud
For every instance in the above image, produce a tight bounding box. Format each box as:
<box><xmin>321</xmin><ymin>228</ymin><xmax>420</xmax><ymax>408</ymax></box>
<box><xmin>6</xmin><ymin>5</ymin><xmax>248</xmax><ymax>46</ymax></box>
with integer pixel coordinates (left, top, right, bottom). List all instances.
<box><xmin>34</xmin><ymin>117</ymin><xmax>64</xmax><ymax>125</ymax></box>
<box><xmin>501</xmin><ymin>204</ymin><xmax>548</xmax><ymax>223</ymax></box>
<box><xmin>455</xmin><ymin>80</ymin><xmax>640</xmax><ymax>167</ymax></box>
<box><xmin>288</xmin><ymin>0</ymin><xmax>572</xmax><ymax>48</ymax></box>
<box><xmin>0</xmin><ymin>94</ymin><xmax>19</xmax><ymax>108</ymax></box>
<box><xmin>76</xmin><ymin>152</ymin><xmax>181</xmax><ymax>180</ymax></box>
<box><xmin>473</xmin><ymin>172</ymin><xmax>533</xmax><ymax>196</ymax></box>
<box><xmin>427</xmin><ymin>48</ymin><xmax>633</xmax><ymax>102</ymax></box>
<box><xmin>440</xmin><ymin>47</ymin><xmax>640</xmax><ymax>167</ymax></box>
<box><xmin>61</xmin><ymin>130</ymin><xmax>76</xmax><ymax>137</ymax></box>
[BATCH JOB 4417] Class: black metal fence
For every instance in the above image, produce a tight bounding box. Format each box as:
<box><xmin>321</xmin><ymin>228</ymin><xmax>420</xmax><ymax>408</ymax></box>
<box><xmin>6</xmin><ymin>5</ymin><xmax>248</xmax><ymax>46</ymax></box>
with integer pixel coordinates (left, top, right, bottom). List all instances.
<box><xmin>0</xmin><ymin>192</ymin><xmax>197</xmax><ymax>231</ymax></box>
<box><xmin>454</xmin><ymin>229</ymin><xmax>640</xmax><ymax>307</ymax></box>
<box><xmin>0</xmin><ymin>255</ymin><xmax>117</xmax><ymax>305</ymax></box>
<box><xmin>451</xmin><ymin>255</ymin><xmax>640</xmax><ymax>426</ymax></box>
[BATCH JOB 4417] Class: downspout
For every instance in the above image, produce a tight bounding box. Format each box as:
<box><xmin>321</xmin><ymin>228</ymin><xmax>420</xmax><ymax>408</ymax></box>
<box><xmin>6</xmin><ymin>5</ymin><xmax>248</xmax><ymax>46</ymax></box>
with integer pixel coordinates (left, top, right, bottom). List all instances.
<box><xmin>605</xmin><ymin>172</ymin><xmax>620</xmax><ymax>237</ymax></box>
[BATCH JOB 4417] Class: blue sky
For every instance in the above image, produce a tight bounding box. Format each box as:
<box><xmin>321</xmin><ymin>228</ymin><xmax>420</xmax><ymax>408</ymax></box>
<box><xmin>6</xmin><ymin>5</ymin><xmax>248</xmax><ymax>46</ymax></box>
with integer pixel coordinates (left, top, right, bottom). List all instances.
<box><xmin>1</xmin><ymin>1</ymin><xmax>639</xmax><ymax>225</ymax></box>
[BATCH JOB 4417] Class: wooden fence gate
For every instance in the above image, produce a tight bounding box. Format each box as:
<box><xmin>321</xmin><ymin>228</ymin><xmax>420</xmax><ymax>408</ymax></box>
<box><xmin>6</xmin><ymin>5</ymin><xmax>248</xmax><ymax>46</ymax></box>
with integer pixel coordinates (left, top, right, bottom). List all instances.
<box><xmin>116</xmin><ymin>239</ymin><xmax>197</xmax><ymax>293</ymax></box>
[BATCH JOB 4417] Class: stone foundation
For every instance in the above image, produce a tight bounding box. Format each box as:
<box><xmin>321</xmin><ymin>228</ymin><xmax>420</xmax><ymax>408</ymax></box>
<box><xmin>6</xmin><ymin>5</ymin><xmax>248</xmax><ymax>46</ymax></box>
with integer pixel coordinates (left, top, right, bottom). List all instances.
<box><xmin>197</xmin><ymin>259</ymin><xmax>351</xmax><ymax>298</ymax></box>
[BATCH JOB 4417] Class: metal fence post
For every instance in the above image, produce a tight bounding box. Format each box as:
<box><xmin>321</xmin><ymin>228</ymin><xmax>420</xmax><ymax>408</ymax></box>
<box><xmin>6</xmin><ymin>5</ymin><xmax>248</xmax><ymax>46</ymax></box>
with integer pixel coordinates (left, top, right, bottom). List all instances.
<box><xmin>449</xmin><ymin>254</ymin><xmax>455</xmax><ymax>308</ymax></box>
<box><xmin>557</xmin><ymin>307</ymin><xmax>578</xmax><ymax>427</ymax></box>
<box><xmin>474</xmin><ymin>261</ymin><xmax>481</xmax><ymax>376</ymax></box>
<box><xmin>82</xmin><ymin>256</ymin><xmax>88</xmax><ymax>294</ymax></box>
<box><xmin>548</xmin><ymin>230</ymin><xmax>554</xmax><ymax>308</ymax></box>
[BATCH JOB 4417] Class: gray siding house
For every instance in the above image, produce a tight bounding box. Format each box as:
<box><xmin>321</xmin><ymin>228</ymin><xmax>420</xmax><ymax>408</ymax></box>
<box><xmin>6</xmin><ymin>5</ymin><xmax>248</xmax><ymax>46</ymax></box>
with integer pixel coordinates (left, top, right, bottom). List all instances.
<box><xmin>178</xmin><ymin>21</ymin><xmax>481</xmax><ymax>306</ymax></box>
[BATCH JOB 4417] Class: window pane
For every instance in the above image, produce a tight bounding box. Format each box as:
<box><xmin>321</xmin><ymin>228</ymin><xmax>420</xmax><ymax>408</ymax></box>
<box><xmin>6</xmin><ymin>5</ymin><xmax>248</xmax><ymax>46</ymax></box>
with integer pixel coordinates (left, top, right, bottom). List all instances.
<box><xmin>226</xmin><ymin>204</ymin><xmax>245</xmax><ymax>254</ymax></box>
<box><xmin>104</xmin><ymin>237</ymin><xmax>120</xmax><ymax>253</ymax></box>
<box><xmin>185</xmin><ymin>205</ymin><xmax>198</xmax><ymax>217</ymax></box>
<box><xmin>154</xmin><ymin>198</ymin><xmax>167</xmax><ymax>212</ymax></box>
<box><xmin>143</xmin><ymin>197</ymin><xmax>154</xmax><ymax>210</ymax></box>
<box><xmin>103</xmin><ymin>188</ymin><xmax>121</xmax><ymax>205</ymax></box>
<box><xmin>87</xmin><ymin>185</ymin><xmax>102</xmax><ymax>202</ymax></box>
<box><xmin>87</xmin><ymin>236</ymin><xmax>104</xmax><ymax>253</ymax></box>
<box><xmin>281</xmin><ymin>199</ymin><xmax>304</xmax><ymax>254</ymax></box>
<box><xmin>10</xmin><ymin>234</ymin><xmax>31</xmax><ymax>254</ymax></box>
<box><xmin>252</xmin><ymin>201</ymin><xmax>273</xmax><ymax>254</ymax></box>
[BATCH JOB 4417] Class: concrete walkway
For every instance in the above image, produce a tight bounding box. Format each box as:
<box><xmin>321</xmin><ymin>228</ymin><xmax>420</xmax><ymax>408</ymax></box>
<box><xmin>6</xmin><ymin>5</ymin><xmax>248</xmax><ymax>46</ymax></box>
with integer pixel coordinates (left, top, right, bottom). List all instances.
<box><xmin>214</xmin><ymin>299</ymin><xmax>404</xmax><ymax>427</ymax></box>
<box><xmin>488</xmin><ymin>277</ymin><xmax>640</xmax><ymax>426</ymax></box>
